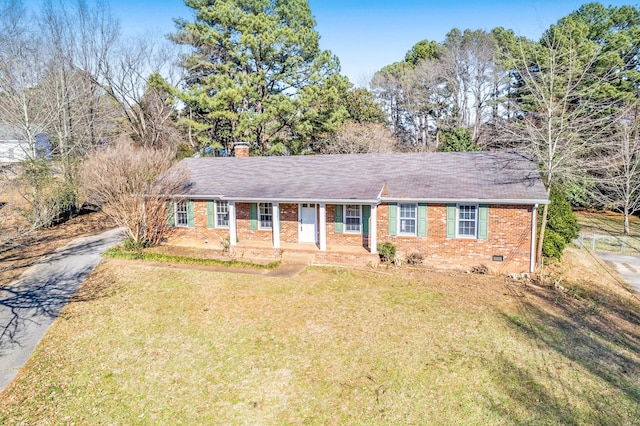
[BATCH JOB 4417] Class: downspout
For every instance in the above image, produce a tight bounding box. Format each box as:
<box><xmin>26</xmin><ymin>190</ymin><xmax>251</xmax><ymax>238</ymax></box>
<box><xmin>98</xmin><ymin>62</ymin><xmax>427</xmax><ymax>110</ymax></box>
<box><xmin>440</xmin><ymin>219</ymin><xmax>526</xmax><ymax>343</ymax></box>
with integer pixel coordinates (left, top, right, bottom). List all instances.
<box><xmin>530</xmin><ymin>204</ymin><xmax>538</xmax><ymax>273</ymax></box>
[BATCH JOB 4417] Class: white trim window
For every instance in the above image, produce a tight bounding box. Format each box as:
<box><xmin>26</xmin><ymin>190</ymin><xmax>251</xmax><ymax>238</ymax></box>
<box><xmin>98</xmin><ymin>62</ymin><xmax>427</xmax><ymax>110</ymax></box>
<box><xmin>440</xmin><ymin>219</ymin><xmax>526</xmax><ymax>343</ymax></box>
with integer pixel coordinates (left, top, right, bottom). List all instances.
<box><xmin>216</xmin><ymin>201</ymin><xmax>229</xmax><ymax>228</ymax></box>
<box><xmin>457</xmin><ymin>204</ymin><xmax>477</xmax><ymax>237</ymax></box>
<box><xmin>175</xmin><ymin>200</ymin><xmax>188</xmax><ymax>227</ymax></box>
<box><xmin>259</xmin><ymin>203</ymin><xmax>273</xmax><ymax>229</ymax></box>
<box><xmin>398</xmin><ymin>203</ymin><xmax>417</xmax><ymax>235</ymax></box>
<box><xmin>344</xmin><ymin>204</ymin><xmax>361</xmax><ymax>233</ymax></box>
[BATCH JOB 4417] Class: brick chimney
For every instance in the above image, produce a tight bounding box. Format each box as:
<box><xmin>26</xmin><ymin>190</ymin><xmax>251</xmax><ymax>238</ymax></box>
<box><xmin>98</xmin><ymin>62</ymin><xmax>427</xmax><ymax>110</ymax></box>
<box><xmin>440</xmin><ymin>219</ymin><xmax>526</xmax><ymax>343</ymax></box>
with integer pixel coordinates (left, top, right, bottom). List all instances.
<box><xmin>234</xmin><ymin>142</ymin><xmax>250</xmax><ymax>157</ymax></box>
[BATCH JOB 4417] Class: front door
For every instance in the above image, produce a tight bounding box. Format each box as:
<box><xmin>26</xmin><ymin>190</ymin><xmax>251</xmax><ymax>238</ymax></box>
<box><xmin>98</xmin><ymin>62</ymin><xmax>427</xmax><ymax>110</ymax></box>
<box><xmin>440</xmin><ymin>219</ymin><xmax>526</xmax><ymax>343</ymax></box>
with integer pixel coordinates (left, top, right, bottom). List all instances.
<box><xmin>299</xmin><ymin>204</ymin><xmax>317</xmax><ymax>243</ymax></box>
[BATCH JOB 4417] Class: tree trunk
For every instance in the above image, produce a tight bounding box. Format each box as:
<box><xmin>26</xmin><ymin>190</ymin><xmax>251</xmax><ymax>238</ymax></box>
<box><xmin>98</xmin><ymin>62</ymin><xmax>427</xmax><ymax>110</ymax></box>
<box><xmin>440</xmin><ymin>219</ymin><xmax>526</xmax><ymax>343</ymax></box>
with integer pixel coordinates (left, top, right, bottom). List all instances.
<box><xmin>624</xmin><ymin>206</ymin><xmax>630</xmax><ymax>235</ymax></box>
<box><xmin>536</xmin><ymin>203</ymin><xmax>549</xmax><ymax>269</ymax></box>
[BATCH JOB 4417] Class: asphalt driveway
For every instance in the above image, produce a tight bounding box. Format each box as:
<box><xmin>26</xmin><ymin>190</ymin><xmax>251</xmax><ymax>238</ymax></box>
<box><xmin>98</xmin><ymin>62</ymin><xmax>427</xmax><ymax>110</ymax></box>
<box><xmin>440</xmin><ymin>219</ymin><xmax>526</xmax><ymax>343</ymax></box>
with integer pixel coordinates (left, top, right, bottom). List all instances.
<box><xmin>596</xmin><ymin>252</ymin><xmax>640</xmax><ymax>294</ymax></box>
<box><xmin>0</xmin><ymin>227</ymin><xmax>124</xmax><ymax>392</ymax></box>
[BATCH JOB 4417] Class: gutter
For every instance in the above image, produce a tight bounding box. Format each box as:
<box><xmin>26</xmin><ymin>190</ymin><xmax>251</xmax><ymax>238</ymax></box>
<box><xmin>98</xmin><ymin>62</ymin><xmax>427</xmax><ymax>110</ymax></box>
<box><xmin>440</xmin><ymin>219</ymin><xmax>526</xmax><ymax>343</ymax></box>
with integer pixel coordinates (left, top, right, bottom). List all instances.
<box><xmin>530</xmin><ymin>204</ymin><xmax>538</xmax><ymax>273</ymax></box>
<box><xmin>380</xmin><ymin>197</ymin><xmax>550</xmax><ymax>205</ymax></box>
<box><xmin>169</xmin><ymin>195</ymin><xmax>550</xmax><ymax>206</ymax></box>
<box><xmin>174</xmin><ymin>195</ymin><xmax>381</xmax><ymax>205</ymax></box>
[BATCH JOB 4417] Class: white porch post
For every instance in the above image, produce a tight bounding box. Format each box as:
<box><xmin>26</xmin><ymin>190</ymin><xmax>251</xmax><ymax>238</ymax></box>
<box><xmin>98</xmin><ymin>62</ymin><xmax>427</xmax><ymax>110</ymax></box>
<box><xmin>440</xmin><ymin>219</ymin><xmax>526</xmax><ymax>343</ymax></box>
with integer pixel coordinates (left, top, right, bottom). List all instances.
<box><xmin>272</xmin><ymin>202</ymin><xmax>280</xmax><ymax>248</ymax></box>
<box><xmin>319</xmin><ymin>203</ymin><xmax>327</xmax><ymax>251</ymax></box>
<box><xmin>229</xmin><ymin>201</ymin><xmax>237</xmax><ymax>246</ymax></box>
<box><xmin>370</xmin><ymin>204</ymin><xmax>377</xmax><ymax>254</ymax></box>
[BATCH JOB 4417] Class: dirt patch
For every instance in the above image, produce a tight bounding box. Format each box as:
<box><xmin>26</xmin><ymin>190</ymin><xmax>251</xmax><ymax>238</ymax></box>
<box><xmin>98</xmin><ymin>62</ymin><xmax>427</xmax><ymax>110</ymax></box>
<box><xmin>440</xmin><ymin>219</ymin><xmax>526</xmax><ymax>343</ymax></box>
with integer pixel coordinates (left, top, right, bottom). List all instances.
<box><xmin>0</xmin><ymin>212</ymin><xmax>116</xmax><ymax>288</ymax></box>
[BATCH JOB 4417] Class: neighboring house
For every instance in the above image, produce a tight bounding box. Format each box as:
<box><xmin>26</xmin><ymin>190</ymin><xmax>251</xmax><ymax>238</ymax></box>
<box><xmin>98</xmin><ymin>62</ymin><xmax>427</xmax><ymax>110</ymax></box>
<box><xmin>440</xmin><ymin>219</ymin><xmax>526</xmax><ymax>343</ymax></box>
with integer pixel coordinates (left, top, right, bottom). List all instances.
<box><xmin>0</xmin><ymin>126</ymin><xmax>28</xmax><ymax>163</ymax></box>
<box><xmin>0</xmin><ymin>126</ymin><xmax>51</xmax><ymax>163</ymax></box>
<box><xmin>166</xmin><ymin>147</ymin><xmax>549</xmax><ymax>273</ymax></box>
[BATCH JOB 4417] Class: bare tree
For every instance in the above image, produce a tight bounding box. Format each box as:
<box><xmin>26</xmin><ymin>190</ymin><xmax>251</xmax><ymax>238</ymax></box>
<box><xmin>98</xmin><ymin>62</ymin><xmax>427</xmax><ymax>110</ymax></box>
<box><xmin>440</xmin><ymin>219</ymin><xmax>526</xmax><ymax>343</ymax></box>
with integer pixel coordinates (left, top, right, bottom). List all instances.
<box><xmin>80</xmin><ymin>139</ymin><xmax>189</xmax><ymax>246</ymax></box>
<box><xmin>321</xmin><ymin>122</ymin><xmax>398</xmax><ymax>154</ymax></box>
<box><xmin>593</xmin><ymin>106</ymin><xmax>640</xmax><ymax>235</ymax></box>
<box><xmin>0</xmin><ymin>1</ymin><xmax>54</xmax><ymax>158</ymax></box>
<box><xmin>502</xmin><ymin>26</ymin><xmax>619</xmax><ymax>265</ymax></box>
<box><xmin>440</xmin><ymin>29</ymin><xmax>505</xmax><ymax>144</ymax></box>
<box><xmin>100</xmin><ymin>33</ymin><xmax>184</xmax><ymax>148</ymax></box>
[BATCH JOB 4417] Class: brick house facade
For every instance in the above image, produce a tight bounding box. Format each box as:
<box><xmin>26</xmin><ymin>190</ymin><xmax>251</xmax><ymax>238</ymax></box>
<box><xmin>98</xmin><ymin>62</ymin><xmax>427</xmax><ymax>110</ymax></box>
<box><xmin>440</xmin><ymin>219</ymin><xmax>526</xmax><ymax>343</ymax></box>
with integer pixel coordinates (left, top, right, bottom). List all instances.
<box><xmin>166</xmin><ymin>151</ymin><xmax>549</xmax><ymax>273</ymax></box>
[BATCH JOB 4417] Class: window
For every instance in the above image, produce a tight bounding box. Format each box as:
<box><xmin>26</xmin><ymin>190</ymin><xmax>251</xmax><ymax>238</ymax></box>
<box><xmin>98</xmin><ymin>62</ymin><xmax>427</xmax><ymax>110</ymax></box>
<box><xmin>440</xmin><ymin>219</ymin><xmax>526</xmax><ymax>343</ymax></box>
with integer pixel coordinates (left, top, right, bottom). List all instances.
<box><xmin>399</xmin><ymin>203</ymin><xmax>417</xmax><ymax>235</ymax></box>
<box><xmin>175</xmin><ymin>201</ymin><xmax>188</xmax><ymax>227</ymax></box>
<box><xmin>259</xmin><ymin>203</ymin><xmax>273</xmax><ymax>229</ymax></box>
<box><xmin>457</xmin><ymin>204</ymin><xmax>477</xmax><ymax>237</ymax></box>
<box><xmin>216</xmin><ymin>201</ymin><xmax>229</xmax><ymax>228</ymax></box>
<box><xmin>344</xmin><ymin>204</ymin><xmax>361</xmax><ymax>233</ymax></box>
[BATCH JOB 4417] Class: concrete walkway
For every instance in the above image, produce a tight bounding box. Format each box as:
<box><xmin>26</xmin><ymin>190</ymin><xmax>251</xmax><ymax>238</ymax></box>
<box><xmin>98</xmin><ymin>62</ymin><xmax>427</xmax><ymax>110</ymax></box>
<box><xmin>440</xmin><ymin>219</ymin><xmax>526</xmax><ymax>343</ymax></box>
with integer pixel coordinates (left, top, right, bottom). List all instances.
<box><xmin>596</xmin><ymin>252</ymin><xmax>640</xmax><ymax>294</ymax></box>
<box><xmin>0</xmin><ymin>228</ymin><xmax>125</xmax><ymax>392</ymax></box>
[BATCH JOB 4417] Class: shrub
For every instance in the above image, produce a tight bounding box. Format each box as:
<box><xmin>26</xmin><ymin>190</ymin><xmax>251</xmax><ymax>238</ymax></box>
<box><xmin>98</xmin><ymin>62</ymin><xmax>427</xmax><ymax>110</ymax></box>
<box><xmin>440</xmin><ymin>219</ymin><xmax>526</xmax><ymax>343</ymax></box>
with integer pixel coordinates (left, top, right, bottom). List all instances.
<box><xmin>123</xmin><ymin>238</ymin><xmax>151</xmax><ymax>252</ymax></box>
<box><xmin>546</xmin><ymin>188</ymin><xmax>579</xmax><ymax>243</ymax></box>
<box><xmin>542</xmin><ymin>188</ymin><xmax>579</xmax><ymax>259</ymax></box>
<box><xmin>542</xmin><ymin>229</ymin><xmax>566</xmax><ymax>260</ymax></box>
<box><xmin>471</xmin><ymin>264</ymin><xmax>489</xmax><ymax>275</ymax></box>
<box><xmin>406</xmin><ymin>252</ymin><xmax>424</xmax><ymax>265</ymax></box>
<box><xmin>377</xmin><ymin>242</ymin><xmax>396</xmax><ymax>263</ymax></box>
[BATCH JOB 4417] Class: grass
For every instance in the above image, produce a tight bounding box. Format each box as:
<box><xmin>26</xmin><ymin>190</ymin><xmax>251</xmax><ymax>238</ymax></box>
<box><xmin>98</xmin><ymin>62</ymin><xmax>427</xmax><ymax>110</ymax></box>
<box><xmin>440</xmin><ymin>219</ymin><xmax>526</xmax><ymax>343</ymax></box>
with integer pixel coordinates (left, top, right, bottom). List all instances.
<box><xmin>1</xmin><ymin>254</ymin><xmax>639</xmax><ymax>424</ymax></box>
<box><xmin>103</xmin><ymin>245</ymin><xmax>281</xmax><ymax>270</ymax></box>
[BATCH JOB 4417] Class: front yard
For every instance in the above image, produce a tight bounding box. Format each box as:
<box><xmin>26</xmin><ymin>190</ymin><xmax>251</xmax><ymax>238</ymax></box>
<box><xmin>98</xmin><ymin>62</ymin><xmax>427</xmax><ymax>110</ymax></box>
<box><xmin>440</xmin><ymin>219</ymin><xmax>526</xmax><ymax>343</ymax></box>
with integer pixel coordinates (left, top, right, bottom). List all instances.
<box><xmin>1</xmin><ymin>249</ymin><xmax>639</xmax><ymax>424</ymax></box>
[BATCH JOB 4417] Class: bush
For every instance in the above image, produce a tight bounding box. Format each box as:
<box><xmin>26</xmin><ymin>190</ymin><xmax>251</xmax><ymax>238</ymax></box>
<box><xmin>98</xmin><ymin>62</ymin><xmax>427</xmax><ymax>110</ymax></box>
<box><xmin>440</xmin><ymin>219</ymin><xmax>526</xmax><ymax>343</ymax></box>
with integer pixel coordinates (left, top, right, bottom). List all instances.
<box><xmin>471</xmin><ymin>264</ymin><xmax>489</xmax><ymax>274</ymax></box>
<box><xmin>546</xmin><ymin>188</ymin><xmax>579</xmax><ymax>243</ymax></box>
<box><xmin>123</xmin><ymin>237</ymin><xmax>151</xmax><ymax>252</ymax></box>
<box><xmin>542</xmin><ymin>229</ymin><xmax>566</xmax><ymax>259</ymax></box>
<box><xmin>377</xmin><ymin>242</ymin><xmax>396</xmax><ymax>263</ymax></box>
<box><xmin>406</xmin><ymin>252</ymin><xmax>424</xmax><ymax>265</ymax></box>
<box><xmin>541</xmin><ymin>188</ymin><xmax>579</xmax><ymax>259</ymax></box>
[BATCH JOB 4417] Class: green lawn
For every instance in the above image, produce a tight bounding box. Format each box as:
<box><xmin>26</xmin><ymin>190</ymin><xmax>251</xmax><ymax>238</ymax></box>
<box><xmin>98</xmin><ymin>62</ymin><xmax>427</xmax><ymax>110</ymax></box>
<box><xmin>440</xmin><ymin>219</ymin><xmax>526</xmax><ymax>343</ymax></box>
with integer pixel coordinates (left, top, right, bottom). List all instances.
<box><xmin>1</xmin><ymin>258</ymin><xmax>639</xmax><ymax>424</ymax></box>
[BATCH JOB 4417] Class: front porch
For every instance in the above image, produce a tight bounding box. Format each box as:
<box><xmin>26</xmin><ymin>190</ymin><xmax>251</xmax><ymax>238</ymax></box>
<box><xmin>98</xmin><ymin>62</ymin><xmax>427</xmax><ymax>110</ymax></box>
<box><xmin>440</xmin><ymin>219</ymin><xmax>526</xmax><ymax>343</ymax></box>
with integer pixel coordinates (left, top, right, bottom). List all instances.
<box><xmin>164</xmin><ymin>235</ymin><xmax>380</xmax><ymax>267</ymax></box>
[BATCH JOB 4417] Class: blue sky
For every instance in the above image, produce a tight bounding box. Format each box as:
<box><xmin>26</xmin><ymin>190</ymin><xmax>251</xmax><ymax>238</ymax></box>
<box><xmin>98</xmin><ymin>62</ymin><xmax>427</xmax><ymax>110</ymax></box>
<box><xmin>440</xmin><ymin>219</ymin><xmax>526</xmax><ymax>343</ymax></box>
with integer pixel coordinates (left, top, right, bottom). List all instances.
<box><xmin>111</xmin><ymin>0</ymin><xmax>635</xmax><ymax>86</ymax></box>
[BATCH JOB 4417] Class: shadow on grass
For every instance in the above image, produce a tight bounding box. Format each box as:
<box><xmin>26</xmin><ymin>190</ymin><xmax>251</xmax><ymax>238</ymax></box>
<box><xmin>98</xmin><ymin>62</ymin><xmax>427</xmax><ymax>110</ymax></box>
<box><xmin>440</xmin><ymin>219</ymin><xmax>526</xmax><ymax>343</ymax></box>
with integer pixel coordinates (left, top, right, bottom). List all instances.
<box><xmin>495</xmin><ymin>282</ymin><xmax>640</xmax><ymax>423</ymax></box>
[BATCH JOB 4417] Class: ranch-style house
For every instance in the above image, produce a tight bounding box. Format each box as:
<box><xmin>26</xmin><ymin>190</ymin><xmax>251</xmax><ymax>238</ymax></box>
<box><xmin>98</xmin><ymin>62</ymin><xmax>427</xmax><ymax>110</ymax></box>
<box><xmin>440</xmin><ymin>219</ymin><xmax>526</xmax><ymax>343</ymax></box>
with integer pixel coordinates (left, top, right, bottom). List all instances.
<box><xmin>165</xmin><ymin>146</ymin><xmax>549</xmax><ymax>273</ymax></box>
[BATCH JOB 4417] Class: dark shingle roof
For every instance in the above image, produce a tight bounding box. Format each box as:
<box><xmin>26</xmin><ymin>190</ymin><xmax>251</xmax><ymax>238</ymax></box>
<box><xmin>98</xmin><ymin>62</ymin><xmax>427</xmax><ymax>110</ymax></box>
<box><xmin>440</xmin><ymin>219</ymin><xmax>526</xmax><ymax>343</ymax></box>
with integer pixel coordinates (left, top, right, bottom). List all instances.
<box><xmin>175</xmin><ymin>151</ymin><xmax>549</xmax><ymax>204</ymax></box>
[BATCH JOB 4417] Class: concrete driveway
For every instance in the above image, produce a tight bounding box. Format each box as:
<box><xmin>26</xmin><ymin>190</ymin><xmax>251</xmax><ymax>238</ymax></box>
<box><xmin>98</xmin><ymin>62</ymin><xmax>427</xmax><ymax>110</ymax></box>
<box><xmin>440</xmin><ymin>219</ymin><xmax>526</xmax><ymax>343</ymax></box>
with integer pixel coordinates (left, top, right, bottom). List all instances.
<box><xmin>596</xmin><ymin>252</ymin><xmax>640</xmax><ymax>294</ymax></box>
<box><xmin>0</xmin><ymin>227</ymin><xmax>124</xmax><ymax>392</ymax></box>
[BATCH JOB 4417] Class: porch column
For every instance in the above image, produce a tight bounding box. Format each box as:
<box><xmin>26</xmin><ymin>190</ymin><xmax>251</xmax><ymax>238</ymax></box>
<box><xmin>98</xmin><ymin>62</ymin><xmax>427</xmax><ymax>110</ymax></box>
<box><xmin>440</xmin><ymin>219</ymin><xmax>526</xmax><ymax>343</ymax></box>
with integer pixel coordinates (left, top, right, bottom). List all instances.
<box><xmin>319</xmin><ymin>203</ymin><xmax>327</xmax><ymax>251</ymax></box>
<box><xmin>229</xmin><ymin>201</ymin><xmax>237</xmax><ymax>246</ymax></box>
<box><xmin>370</xmin><ymin>204</ymin><xmax>377</xmax><ymax>254</ymax></box>
<box><xmin>272</xmin><ymin>202</ymin><xmax>280</xmax><ymax>249</ymax></box>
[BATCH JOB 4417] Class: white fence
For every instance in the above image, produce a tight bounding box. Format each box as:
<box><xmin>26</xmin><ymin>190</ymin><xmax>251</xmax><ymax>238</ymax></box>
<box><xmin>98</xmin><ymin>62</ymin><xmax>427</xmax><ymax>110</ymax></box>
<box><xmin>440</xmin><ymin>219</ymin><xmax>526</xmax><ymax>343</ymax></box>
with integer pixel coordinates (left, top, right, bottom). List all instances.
<box><xmin>574</xmin><ymin>232</ymin><xmax>640</xmax><ymax>254</ymax></box>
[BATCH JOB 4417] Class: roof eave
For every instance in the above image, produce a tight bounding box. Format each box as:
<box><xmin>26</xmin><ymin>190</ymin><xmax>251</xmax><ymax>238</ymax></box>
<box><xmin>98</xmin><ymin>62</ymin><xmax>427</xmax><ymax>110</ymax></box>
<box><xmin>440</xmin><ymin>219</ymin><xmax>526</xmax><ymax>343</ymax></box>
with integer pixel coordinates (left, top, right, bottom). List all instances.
<box><xmin>173</xmin><ymin>194</ymin><xmax>549</xmax><ymax>205</ymax></box>
<box><xmin>380</xmin><ymin>197</ymin><xmax>550</xmax><ymax>205</ymax></box>
<box><xmin>173</xmin><ymin>195</ymin><xmax>381</xmax><ymax>204</ymax></box>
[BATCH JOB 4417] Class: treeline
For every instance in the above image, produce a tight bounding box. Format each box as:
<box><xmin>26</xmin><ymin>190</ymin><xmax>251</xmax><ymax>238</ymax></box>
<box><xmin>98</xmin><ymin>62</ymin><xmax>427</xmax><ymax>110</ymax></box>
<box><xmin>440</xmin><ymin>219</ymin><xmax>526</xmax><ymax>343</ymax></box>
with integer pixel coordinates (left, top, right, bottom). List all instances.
<box><xmin>1</xmin><ymin>0</ymin><xmax>638</xmax><ymax>250</ymax></box>
<box><xmin>371</xmin><ymin>3</ymin><xmax>640</xmax><ymax>238</ymax></box>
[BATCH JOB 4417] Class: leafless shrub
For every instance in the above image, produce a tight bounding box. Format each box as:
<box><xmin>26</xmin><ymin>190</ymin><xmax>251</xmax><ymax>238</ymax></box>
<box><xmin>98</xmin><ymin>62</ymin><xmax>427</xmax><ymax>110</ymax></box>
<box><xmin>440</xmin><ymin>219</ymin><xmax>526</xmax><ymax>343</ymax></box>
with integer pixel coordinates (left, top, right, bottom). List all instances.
<box><xmin>471</xmin><ymin>264</ymin><xmax>489</xmax><ymax>275</ymax></box>
<box><xmin>321</xmin><ymin>122</ymin><xmax>398</xmax><ymax>154</ymax></box>
<box><xmin>80</xmin><ymin>139</ymin><xmax>189</xmax><ymax>246</ymax></box>
<box><xmin>406</xmin><ymin>252</ymin><xmax>424</xmax><ymax>265</ymax></box>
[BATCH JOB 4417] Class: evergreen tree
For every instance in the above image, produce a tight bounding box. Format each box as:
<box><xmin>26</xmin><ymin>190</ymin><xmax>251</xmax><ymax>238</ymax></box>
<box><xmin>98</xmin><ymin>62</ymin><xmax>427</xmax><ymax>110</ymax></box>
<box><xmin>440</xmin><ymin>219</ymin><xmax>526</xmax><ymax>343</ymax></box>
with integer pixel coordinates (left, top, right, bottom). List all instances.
<box><xmin>169</xmin><ymin>0</ymin><xmax>344</xmax><ymax>155</ymax></box>
<box><xmin>438</xmin><ymin>127</ymin><xmax>480</xmax><ymax>152</ymax></box>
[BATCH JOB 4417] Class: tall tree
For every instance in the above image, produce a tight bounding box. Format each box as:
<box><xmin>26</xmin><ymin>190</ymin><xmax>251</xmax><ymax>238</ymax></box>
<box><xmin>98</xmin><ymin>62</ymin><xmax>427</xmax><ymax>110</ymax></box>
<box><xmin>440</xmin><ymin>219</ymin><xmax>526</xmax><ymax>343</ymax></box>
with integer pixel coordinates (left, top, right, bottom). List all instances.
<box><xmin>593</xmin><ymin>105</ymin><xmax>640</xmax><ymax>235</ymax></box>
<box><xmin>169</xmin><ymin>0</ymin><xmax>342</xmax><ymax>155</ymax></box>
<box><xmin>440</xmin><ymin>28</ymin><xmax>504</xmax><ymax>145</ymax></box>
<box><xmin>502</xmin><ymin>17</ymin><xmax>624</xmax><ymax>265</ymax></box>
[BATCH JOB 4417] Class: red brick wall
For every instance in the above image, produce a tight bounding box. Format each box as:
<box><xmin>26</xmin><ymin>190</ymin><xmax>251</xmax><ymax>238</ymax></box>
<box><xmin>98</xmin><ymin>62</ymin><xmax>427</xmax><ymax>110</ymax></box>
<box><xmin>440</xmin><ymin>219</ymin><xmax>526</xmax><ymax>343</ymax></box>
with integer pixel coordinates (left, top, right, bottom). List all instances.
<box><xmin>376</xmin><ymin>203</ymin><xmax>533</xmax><ymax>272</ymax></box>
<box><xmin>280</xmin><ymin>203</ymin><xmax>299</xmax><ymax>243</ymax></box>
<box><xmin>236</xmin><ymin>203</ymin><xmax>273</xmax><ymax>242</ymax></box>
<box><xmin>167</xmin><ymin>200</ymin><xmax>534</xmax><ymax>273</ymax></box>
<box><xmin>325</xmin><ymin>204</ymin><xmax>370</xmax><ymax>248</ymax></box>
<box><xmin>167</xmin><ymin>200</ymin><xmax>229</xmax><ymax>244</ymax></box>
